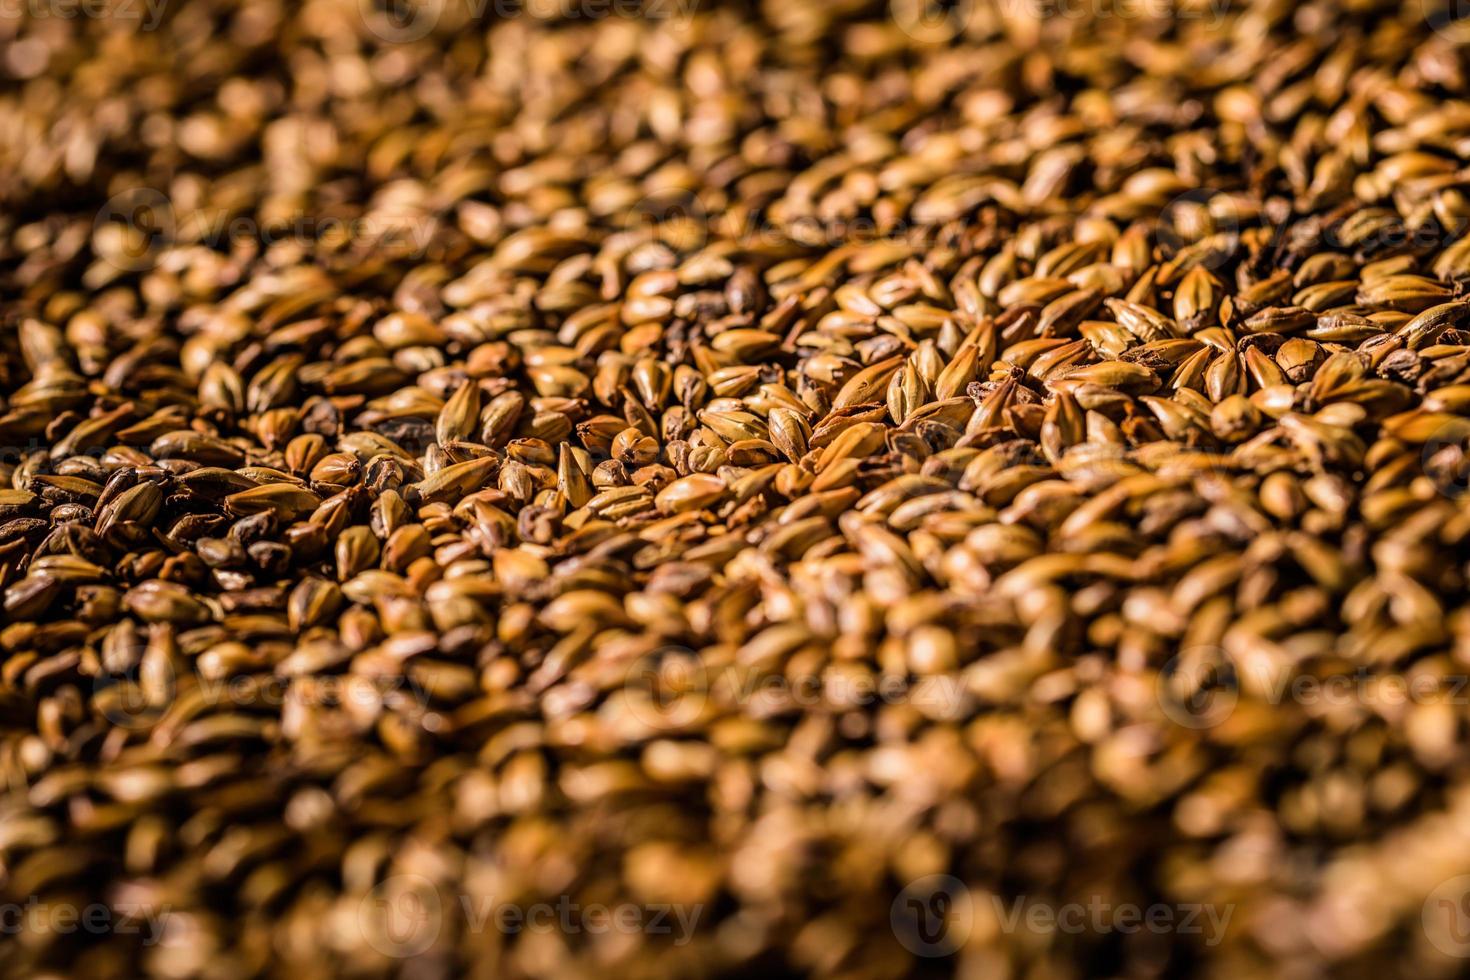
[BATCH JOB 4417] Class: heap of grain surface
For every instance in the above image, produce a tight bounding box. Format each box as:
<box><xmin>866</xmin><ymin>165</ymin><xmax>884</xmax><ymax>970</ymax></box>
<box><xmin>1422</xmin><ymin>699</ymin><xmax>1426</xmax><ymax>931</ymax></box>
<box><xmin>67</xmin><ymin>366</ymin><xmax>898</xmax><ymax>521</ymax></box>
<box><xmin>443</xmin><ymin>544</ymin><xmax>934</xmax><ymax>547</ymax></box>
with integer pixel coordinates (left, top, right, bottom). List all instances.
<box><xmin>5</xmin><ymin>1</ymin><xmax>1470</xmax><ymax>977</ymax></box>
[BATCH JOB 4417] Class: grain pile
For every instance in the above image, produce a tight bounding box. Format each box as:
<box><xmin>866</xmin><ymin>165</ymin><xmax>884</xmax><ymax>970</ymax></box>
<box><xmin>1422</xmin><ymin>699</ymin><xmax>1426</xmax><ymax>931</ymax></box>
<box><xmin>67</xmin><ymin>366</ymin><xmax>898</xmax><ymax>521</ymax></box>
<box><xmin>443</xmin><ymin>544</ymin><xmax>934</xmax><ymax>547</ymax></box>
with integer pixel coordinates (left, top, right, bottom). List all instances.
<box><xmin>6</xmin><ymin>0</ymin><xmax>1470</xmax><ymax>976</ymax></box>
